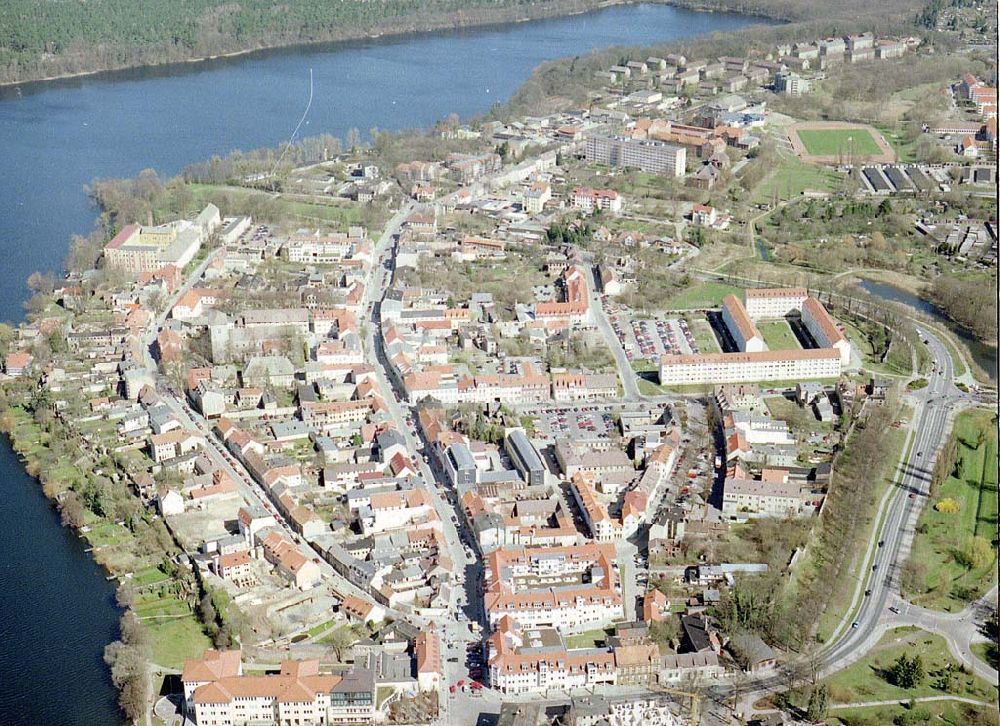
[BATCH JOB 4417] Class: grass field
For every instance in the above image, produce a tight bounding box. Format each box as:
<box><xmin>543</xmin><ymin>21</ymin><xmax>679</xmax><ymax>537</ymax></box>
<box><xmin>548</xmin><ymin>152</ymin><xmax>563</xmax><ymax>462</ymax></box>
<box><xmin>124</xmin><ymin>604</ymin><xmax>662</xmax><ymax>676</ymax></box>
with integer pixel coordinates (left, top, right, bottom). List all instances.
<box><xmin>827</xmin><ymin>699</ymin><xmax>999</xmax><ymax>726</ymax></box>
<box><xmin>148</xmin><ymin>616</ymin><xmax>213</xmax><ymax>669</ymax></box>
<box><xmin>753</xmin><ymin>156</ymin><xmax>846</xmax><ymax>202</ymax></box>
<box><xmin>758</xmin><ymin>319</ymin><xmax>800</xmax><ymax>351</ymax></box>
<box><xmin>687</xmin><ymin>316</ymin><xmax>721</xmax><ymax>354</ymax></box>
<box><xmin>565</xmin><ymin>628</ymin><xmax>612</xmax><ymax>649</ymax></box>
<box><xmin>908</xmin><ymin>408</ymin><xmax>999</xmax><ymax>611</ymax></box>
<box><xmin>797</xmin><ymin>128</ymin><xmax>883</xmax><ymax>157</ymax></box>
<box><xmin>665</xmin><ymin>282</ymin><xmax>742</xmax><ymax>309</ymax></box>
<box><xmin>821</xmin><ymin>628</ymin><xmax>998</xmax><ymax>705</ymax></box>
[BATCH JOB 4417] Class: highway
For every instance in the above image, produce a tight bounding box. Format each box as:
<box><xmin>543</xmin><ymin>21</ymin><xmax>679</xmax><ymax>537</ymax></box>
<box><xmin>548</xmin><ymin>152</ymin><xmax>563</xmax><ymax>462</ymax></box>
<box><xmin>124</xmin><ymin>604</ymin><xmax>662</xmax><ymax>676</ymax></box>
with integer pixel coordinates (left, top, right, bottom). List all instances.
<box><xmin>702</xmin><ymin>323</ymin><xmax>994</xmax><ymax>718</ymax></box>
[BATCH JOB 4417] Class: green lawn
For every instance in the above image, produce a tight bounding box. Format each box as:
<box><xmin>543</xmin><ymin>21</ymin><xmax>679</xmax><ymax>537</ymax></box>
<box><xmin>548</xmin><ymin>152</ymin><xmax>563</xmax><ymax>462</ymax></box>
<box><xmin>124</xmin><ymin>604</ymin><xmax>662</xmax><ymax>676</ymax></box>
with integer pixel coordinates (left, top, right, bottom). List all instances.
<box><xmin>972</xmin><ymin>641</ymin><xmax>998</xmax><ymax>671</ymax></box>
<box><xmin>827</xmin><ymin>698</ymin><xmax>999</xmax><ymax>726</ymax></box>
<box><xmin>753</xmin><ymin>157</ymin><xmax>846</xmax><ymax>202</ymax></box>
<box><xmin>148</xmin><ymin>615</ymin><xmax>213</xmax><ymax>670</ymax></box>
<box><xmin>686</xmin><ymin>316</ymin><xmax>721</xmax><ymax>354</ymax></box>
<box><xmin>131</xmin><ymin>566</ymin><xmax>171</xmax><ymax>588</ymax></box>
<box><xmin>631</xmin><ymin>359</ymin><xmax>658</xmax><ymax>373</ymax></box>
<box><xmin>565</xmin><ymin>628</ymin><xmax>613</xmax><ymax>649</ymax></box>
<box><xmin>877</xmin><ymin>125</ymin><xmax>919</xmax><ymax>163</ymax></box>
<box><xmin>797</xmin><ymin>127</ymin><xmax>882</xmax><ymax>156</ymax></box>
<box><xmin>665</xmin><ymin>282</ymin><xmax>742</xmax><ymax>309</ymax></box>
<box><xmin>757</xmin><ymin>319</ymin><xmax>800</xmax><ymax>351</ymax></box>
<box><xmin>135</xmin><ymin>595</ymin><xmax>192</xmax><ymax>619</ymax></box>
<box><xmin>822</xmin><ymin>628</ymin><xmax>998</xmax><ymax>705</ymax></box>
<box><xmin>84</xmin><ymin>522</ymin><xmax>132</xmax><ymax>548</ymax></box>
<box><xmin>908</xmin><ymin>409</ymin><xmax>999</xmax><ymax>611</ymax></box>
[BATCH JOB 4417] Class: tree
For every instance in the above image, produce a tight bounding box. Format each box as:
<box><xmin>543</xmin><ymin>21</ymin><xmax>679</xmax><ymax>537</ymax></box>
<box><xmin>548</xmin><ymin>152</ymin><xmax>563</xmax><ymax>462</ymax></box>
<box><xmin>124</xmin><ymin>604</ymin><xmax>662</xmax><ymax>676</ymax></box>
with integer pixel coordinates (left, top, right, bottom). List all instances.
<box><xmin>104</xmin><ymin>611</ymin><xmax>151</xmax><ymax>722</ymax></box>
<box><xmin>648</xmin><ymin>618</ymin><xmax>679</xmax><ymax>651</ymax></box>
<box><xmin>26</xmin><ymin>271</ymin><xmax>56</xmax><ymax>295</ymax></box>
<box><xmin>887</xmin><ymin>653</ymin><xmax>925</xmax><ymax>689</ymax></box>
<box><xmin>326</xmin><ymin>625</ymin><xmax>357</xmax><ymax>662</ymax></box>
<box><xmin>806</xmin><ymin>683</ymin><xmax>829</xmax><ymax>721</ymax></box>
<box><xmin>956</xmin><ymin>536</ymin><xmax>992</xmax><ymax>570</ymax></box>
<box><xmin>58</xmin><ymin>491</ymin><xmax>88</xmax><ymax>529</ymax></box>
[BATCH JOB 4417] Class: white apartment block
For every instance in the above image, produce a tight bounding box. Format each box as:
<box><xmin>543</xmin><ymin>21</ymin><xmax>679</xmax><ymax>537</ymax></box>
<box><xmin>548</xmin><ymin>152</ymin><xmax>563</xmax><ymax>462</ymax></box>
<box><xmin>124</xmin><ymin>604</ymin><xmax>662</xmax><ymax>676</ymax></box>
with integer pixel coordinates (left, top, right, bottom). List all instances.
<box><xmin>801</xmin><ymin>296</ymin><xmax>851</xmax><ymax>366</ymax></box>
<box><xmin>722</xmin><ymin>477</ymin><xmax>802</xmax><ymax>517</ymax></box>
<box><xmin>282</xmin><ymin>232</ymin><xmax>353</xmax><ymax>264</ymax></box>
<box><xmin>659</xmin><ymin>348</ymin><xmax>841</xmax><ymax>386</ymax></box>
<box><xmin>721</xmin><ymin>295</ymin><xmax>765</xmax><ymax>352</ymax></box>
<box><xmin>744</xmin><ymin>287</ymin><xmax>809</xmax><ymax>319</ymax></box>
<box><xmin>572</xmin><ymin>187</ymin><xmax>623</xmax><ymax>215</ymax></box>
<box><xmin>585</xmin><ymin>135</ymin><xmax>686</xmax><ymax>177</ymax></box>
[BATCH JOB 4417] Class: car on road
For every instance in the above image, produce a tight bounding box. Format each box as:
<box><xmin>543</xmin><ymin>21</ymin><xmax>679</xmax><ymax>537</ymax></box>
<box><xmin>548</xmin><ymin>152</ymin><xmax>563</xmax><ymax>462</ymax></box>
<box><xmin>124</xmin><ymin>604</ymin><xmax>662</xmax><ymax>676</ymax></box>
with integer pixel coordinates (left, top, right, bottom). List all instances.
<box><xmin>872</xmin><ymin>564</ymin><xmax>878</xmax><ymax>571</ymax></box>
<box><xmin>851</xmin><ymin>621</ymin><xmax>859</xmax><ymax>629</ymax></box>
<box><xmin>878</xmin><ymin>540</ymin><xmax>885</xmax><ymax>547</ymax></box>
<box><xmin>889</xmin><ymin>606</ymin><xmax>900</xmax><ymax>614</ymax></box>
<box><xmin>865</xmin><ymin>589</ymin><xmax>872</xmax><ymax>597</ymax></box>
<box><xmin>908</xmin><ymin>493</ymin><xmax>915</xmax><ymax>499</ymax></box>
<box><xmin>916</xmin><ymin>451</ymin><xmax>922</xmax><ymax>457</ymax></box>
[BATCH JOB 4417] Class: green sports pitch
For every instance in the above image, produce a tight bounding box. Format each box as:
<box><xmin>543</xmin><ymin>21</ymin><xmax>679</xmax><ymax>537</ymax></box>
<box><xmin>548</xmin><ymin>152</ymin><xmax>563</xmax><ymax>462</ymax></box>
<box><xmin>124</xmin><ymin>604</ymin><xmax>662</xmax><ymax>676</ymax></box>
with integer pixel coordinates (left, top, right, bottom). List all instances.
<box><xmin>796</xmin><ymin>128</ymin><xmax>882</xmax><ymax>156</ymax></box>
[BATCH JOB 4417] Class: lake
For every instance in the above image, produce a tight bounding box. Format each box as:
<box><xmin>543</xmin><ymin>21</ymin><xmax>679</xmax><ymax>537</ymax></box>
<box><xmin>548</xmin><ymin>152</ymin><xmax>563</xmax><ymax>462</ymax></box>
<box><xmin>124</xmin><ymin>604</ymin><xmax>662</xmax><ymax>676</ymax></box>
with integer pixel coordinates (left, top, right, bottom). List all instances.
<box><xmin>0</xmin><ymin>4</ymin><xmax>765</xmax><ymax>723</ymax></box>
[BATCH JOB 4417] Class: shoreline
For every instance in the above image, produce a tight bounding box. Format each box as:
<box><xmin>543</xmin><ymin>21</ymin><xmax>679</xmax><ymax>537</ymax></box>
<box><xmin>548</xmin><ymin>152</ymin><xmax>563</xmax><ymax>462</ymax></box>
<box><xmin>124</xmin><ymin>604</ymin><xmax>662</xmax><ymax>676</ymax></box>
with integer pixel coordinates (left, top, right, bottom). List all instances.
<box><xmin>0</xmin><ymin>0</ymin><xmax>642</xmax><ymax>91</ymax></box>
<box><xmin>0</xmin><ymin>0</ymin><xmax>786</xmax><ymax>93</ymax></box>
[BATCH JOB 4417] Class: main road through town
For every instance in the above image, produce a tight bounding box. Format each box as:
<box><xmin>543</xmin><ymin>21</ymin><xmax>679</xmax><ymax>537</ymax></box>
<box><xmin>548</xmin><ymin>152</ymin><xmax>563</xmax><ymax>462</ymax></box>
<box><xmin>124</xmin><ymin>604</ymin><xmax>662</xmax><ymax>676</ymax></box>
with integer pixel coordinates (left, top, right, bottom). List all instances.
<box><xmin>703</xmin><ymin>322</ymin><xmax>995</xmax><ymax>719</ymax></box>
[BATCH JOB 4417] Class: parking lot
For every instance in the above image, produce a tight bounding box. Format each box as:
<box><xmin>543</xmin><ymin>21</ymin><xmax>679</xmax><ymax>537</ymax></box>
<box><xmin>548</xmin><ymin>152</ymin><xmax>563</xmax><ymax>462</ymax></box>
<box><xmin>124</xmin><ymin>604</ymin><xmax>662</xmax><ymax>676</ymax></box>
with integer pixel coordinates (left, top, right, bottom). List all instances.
<box><xmin>605</xmin><ymin>301</ymin><xmax>704</xmax><ymax>362</ymax></box>
<box><xmin>528</xmin><ymin>404</ymin><xmax>617</xmax><ymax>441</ymax></box>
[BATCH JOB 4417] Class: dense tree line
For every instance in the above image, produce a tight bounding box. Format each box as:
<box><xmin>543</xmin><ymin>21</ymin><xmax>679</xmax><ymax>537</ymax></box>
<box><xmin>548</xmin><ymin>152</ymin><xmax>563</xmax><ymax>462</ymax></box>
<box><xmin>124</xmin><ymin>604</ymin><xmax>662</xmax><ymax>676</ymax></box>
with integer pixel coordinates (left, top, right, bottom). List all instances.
<box><xmin>0</xmin><ymin>0</ymin><xmax>609</xmax><ymax>84</ymax></box>
<box><xmin>103</xmin><ymin>611</ymin><xmax>152</xmax><ymax>722</ymax></box>
<box><xmin>926</xmin><ymin>275</ymin><xmax>998</xmax><ymax>346</ymax></box>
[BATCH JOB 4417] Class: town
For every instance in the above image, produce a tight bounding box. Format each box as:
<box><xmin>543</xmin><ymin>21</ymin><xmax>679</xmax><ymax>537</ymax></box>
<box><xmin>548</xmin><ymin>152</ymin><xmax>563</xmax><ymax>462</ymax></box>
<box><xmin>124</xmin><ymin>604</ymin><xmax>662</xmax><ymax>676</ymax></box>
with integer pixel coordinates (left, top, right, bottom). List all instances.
<box><xmin>0</xmin><ymin>13</ymin><xmax>996</xmax><ymax>726</ymax></box>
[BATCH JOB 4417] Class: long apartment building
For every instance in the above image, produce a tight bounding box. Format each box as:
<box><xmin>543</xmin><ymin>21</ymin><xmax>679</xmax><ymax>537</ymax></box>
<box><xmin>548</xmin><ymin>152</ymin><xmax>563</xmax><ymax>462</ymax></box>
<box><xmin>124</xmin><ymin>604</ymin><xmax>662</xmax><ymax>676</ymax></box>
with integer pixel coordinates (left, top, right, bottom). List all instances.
<box><xmin>483</xmin><ymin>543</ymin><xmax>624</xmax><ymax>633</ymax></box>
<box><xmin>487</xmin><ymin>617</ymin><xmax>616</xmax><ymax>695</ymax></box>
<box><xmin>801</xmin><ymin>296</ymin><xmax>851</xmax><ymax>366</ymax></box>
<box><xmin>182</xmin><ymin>650</ymin><xmax>376</xmax><ymax>726</ymax></box>
<box><xmin>585</xmin><ymin>135</ymin><xmax>686</xmax><ymax>177</ymax></box>
<box><xmin>721</xmin><ymin>295</ymin><xmax>764</xmax><ymax>352</ymax></box>
<box><xmin>659</xmin><ymin>347</ymin><xmax>841</xmax><ymax>385</ymax></box>
<box><xmin>659</xmin><ymin>289</ymin><xmax>846</xmax><ymax>385</ymax></box>
<box><xmin>743</xmin><ymin>287</ymin><xmax>808</xmax><ymax>318</ymax></box>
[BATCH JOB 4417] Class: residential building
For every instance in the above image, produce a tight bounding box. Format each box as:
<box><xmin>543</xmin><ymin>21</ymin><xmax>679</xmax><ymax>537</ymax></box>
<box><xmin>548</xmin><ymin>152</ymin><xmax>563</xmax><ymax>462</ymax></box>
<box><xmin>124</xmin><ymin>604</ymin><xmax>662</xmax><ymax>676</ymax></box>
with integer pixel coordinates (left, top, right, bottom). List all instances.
<box><xmin>483</xmin><ymin>543</ymin><xmax>624</xmax><ymax>633</ymax></box>
<box><xmin>183</xmin><ymin>650</ymin><xmax>376</xmax><ymax>726</ymax></box>
<box><xmin>800</xmin><ymin>296</ymin><xmax>850</xmax><ymax>366</ymax></box>
<box><xmin>572</xmin><ymin>187</ymin><xmax>622</xmax><ymax>215</ymax></box>
<box><xmin>721</xmin><ymin>295</ymin><xmax>764</xmax><ymax>353</ymax></box>
<box><xmin>585</xmin><ymin>135</ymin><xmax>686</xmax><ymax>177</ymax></box>
<box><xmin>659</xmin><ymin>348</ymin><xmax>841</xmax><ymax>386</ymax></box>
<box><xmin>743</xmin><ymin>287</ymin><xmax>808</xmax><ymax>319</ymax></box>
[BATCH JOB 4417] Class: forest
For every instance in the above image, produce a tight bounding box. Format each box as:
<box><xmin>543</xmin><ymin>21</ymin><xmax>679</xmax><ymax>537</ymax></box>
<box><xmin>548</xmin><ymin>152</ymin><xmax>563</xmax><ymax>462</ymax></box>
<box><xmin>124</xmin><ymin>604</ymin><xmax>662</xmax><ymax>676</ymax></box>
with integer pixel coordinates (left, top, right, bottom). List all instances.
<box><xmin>0</xmin><ymin>0</ymin><xmax>607</xmax><ymax>85</ymax></box>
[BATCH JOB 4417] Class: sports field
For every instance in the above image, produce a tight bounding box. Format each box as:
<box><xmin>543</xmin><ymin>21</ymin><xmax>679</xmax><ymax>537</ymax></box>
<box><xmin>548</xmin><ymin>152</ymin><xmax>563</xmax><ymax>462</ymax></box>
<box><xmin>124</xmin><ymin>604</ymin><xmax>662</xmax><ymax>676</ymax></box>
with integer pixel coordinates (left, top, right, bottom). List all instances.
<box><xmin>796</xmin><ymin>128</ymin><xmax>882</xmax><ymax>156</ymax></box>
<box><xmin>787</xmin><ymin>121</ymin><xmax>895</xmax><ymax>164</ymax></box>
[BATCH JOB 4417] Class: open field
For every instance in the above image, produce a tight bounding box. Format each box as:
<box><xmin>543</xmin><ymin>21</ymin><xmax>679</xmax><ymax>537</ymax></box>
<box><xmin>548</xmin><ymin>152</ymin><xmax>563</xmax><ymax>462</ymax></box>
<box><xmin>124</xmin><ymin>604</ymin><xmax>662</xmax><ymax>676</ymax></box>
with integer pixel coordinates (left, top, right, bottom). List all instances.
<box><xmin>752</xmin><ymin>156</ymin><xmax>846</xmax><ymax>202</ymax></box>
<box><xmin>826</xmin><ymin>698</ymin><xmax>1000</xmax><ymax>726</ymax></box>
<box><xmin>665</xmin><ymin>282</ymin><xmax>741</xmax><ymax>309</ymax></box>
<box><xmin>907</xmin><ymin>408</ymin><xmax>999</xmax><ymax>611</ymax></box>
<box><xmin>797</xmin><ymin>128</ymin><xmax>882</xmax><ymax>157</ymax></box>
<box><xmin>787</xmin><ymin>121</ymin><xmax>895</xmax><ymax>164</ymax></box>
<box><xmin>820</xmin><ymin>628</ymin><xmax>998</xmax><ymax>705</ymax></box>
<box><xmin>758</xmin><ymin>319</ymin><xmax>801</xmax><ymax>351</ymax></box>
